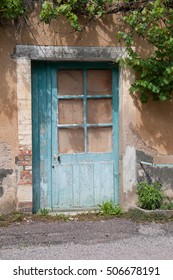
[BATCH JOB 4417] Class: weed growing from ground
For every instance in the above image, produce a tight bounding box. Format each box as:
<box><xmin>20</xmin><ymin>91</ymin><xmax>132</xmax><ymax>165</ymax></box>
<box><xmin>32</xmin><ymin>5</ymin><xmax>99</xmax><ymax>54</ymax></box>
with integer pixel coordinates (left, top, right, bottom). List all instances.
<box><xmin>55</xmin><ymin>213</ymin><xmax>70</xmax><ymax>222</ymax></box>
<box><xmin>12</xmin><ymin>212</ymin><xmax>23</xmax><ymax>222</ymax></box>
<box><xmin>37</xmin><ymin>208</ymin><xmax>49</xmax><ymax>216</ymax></box>
<box><xmin>160</xmin><ymin>201</ymin><xmax>173</xmax><ymax>210</ymax></box>
<box><xmin>98</xmin><ymin>200</ymin><xmax>123</xmax><ymax>216</ymax></box>
<box><xmin>0</xmin><ymin>214</ymin><xmax>5</xmax><ymax>221</ymax></box>
<box><xmin>137</xmin><ymin>181</ymin><xmax>164</xmax><ymax>210</ymax></box>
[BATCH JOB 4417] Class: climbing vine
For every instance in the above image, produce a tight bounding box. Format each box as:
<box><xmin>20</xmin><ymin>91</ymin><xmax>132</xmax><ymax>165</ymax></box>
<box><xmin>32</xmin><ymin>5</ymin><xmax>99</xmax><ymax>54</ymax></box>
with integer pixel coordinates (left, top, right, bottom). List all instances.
<box><xmin>39</xmin><ymin>0</ymin><xmax>112</xmax><ymax>30</ymax></box>
<box><xmin>0</xmin><ymin>0</ymin><xmax>25</xmax><ymax>21</ymax></box>
<box><xmin>1</xmin><ymin>0</ymin><xmax>173</xmax><ymax>102</ymax></box>
<box><xmin>118</xmin><ymin>0</ymin><xmax>173</xmax><ymax>102</ymax></box>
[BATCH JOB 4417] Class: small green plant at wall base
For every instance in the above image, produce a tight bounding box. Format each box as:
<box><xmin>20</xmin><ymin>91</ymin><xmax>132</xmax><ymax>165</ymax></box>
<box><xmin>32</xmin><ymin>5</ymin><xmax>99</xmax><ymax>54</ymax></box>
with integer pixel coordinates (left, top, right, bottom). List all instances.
<box><xmin>0</xmin><ymin>214</ymin><xmax>5</xmax><ymax>221</ymax></box>
<box><xmin>12</xmin><ymin>212</ymin><xmax>23</xmax><ymax>222</ymax></box>
<box><xmin>98</xmin><ymin>200</ymin><xmax>123</xmax><ymax>216</ymax></box>
<box><xmin>160</xmin><ymin>201</ymin><xmax>173</xmax><ymax>210</ymax></box>
<box><xmin>55</xmin><ymin>213</ymin><xmax>70</xmax><ymax>222</ymax></box>
<box><xmin>137</xmin><ymin>181</ymin><xmax>164</xmax><ymax>210</ymax></box>
<box><xmin>37</xmin><ymin>208</ymin><xmax>49</xmax><ymax>216</ymax></box>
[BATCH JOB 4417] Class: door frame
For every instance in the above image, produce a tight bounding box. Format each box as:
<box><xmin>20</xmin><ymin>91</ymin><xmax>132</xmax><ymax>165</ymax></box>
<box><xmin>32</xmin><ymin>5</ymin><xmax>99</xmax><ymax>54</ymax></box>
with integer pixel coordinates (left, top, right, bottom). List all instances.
<box><xmin>32</xmin><ymin>61</ymin><xmax>119</xmax><ymax>212</ymax></box>
<box><xmin>13</xmin><ymin>45</ymin><xmax>127</xmax><ymax>213</ymax></box>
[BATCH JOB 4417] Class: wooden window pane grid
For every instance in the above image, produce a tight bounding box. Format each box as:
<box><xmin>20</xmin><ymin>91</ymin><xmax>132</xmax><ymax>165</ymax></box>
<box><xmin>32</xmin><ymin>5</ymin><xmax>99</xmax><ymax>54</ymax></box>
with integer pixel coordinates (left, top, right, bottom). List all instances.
<box><xmin>57</xmin><ymin>69</ymin><xmax>113</xmax><ymax>153</ymax></box>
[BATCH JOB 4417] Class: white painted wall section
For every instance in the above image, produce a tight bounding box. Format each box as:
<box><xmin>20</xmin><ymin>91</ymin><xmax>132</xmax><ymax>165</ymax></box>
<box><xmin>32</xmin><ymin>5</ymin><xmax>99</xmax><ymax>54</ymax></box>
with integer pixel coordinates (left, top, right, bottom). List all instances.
<box><xmin>123</xmin><ymin>146</ymin><xmax>136</xmax><ymax>193</ymax></box>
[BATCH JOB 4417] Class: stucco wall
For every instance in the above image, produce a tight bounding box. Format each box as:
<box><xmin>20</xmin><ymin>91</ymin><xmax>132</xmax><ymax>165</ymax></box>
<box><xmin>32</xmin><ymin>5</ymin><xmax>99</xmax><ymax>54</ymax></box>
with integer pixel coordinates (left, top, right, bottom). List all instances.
<box><xmin>0</xmin><ymin>28</ymin><xmax>18</xmax><ymax>213</ymax></box>
<box><xmin>0</xmin><ymin>14</ymin><xmax>173</xmax><ymax>212</ymax></box>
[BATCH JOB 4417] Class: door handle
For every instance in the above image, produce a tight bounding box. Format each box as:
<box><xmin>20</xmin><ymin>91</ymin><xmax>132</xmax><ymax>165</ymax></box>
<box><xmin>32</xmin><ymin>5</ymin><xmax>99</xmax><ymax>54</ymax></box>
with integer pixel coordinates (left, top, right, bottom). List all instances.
<box><xmin>58</xmin><ymin>155</ymin><xmax>61</xmax><ymax>164</ymax></box>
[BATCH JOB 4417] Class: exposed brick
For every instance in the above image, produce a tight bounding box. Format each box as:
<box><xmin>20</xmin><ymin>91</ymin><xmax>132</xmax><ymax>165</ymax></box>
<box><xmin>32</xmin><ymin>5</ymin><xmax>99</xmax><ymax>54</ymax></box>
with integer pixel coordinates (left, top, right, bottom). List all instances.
<box><xmin>16</xmin><ymin>58</ymin><xmax>32</xmax><ymax>212</ymax></box>
<box><xmin>17</xmin><ymin>146</ymin><xmax>32</xmax><ymax>188</ymax></box>
<box><xmin>18</xmin><ymin>180</ymin><xmax>32</xmax><ymax>185</ymax></box>
<box><xmin>19</xmin><ymin>169</ymin><xmax>32</xmax><ymax>185</ymax></box>
<box><xmin>18</xmin><ymin>155</ymin><xmax>24</xmax><ymax>161</ymax></box>
<box><xmin>19</xmin><ymin>145</ymin><xmax>31</xmax><ymax>151</ymax></box>
<box><xmin>20</xmin><ymin>170</ymin><xmax>31</xmax><ymax>175</ymax></box>
<box><xmin>19</xmin><ymin>150</ymin><xmax>32</xmax><ymax>156</ymax></box>
<box><xmin>25</xmin><ymin>156</ymin><xmax>32</xmax><ymax>161</ymax></box>
<box><xmin>20</xmin><ymin>171</ymin><xmax>32</xmax><ymax>180</ymax></box>
<box><xmin>17</xmin><ymin>166</ymin><xmax>24</xmax><ymax>171</ymax></box>
<box><xmin>18</xmin><ymin>161</ymin><xmax>32</xmax><ymax>166</ymax></box>
<box><xmin>17</xmin><ymin>201</ymin><xmax>32</xmax><ymax>213</ymax></box>
<box><xmin>24</xmin><ymin>166</ymin><xmax>32</xmax><ymax>171</ymax></box>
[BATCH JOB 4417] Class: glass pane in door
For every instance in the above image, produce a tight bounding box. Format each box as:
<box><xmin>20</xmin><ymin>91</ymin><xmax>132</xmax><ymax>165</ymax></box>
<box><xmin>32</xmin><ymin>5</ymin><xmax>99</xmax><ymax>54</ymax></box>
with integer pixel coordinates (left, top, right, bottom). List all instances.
<box><xmin>87</xmin><ymin>98</ymin><xmax>112</xmax><ymax>124</ymax></box>
<box><xmin>88</xmin><ymin>127</ymin><xmax>112</xmax><ymax>152</ymax></box>
<box><xmin>87</xmin><ymin>70</ymin><xmax>112</xmax><ymax>95</ymax></box>
<box><xmin>59</xmin><ymin>128</ymin><xmax>84</xmax><ymax>153</ymax></box>
<box><xmin>58</xmin><ymin>70</ymin><xmax>84</xmax><ymax>95</ymax></box>
<box><xmin>59</xmin><ymin>100</ymin><xmax>84</xmax><ymax>124</ymax></box>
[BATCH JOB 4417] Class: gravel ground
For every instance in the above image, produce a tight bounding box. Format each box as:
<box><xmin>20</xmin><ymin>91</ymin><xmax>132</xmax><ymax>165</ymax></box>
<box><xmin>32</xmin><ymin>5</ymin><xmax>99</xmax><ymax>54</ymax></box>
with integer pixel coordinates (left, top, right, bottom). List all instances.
<box><xmin>0</xmin><ymin>218</ymin><xmax>173</xmax><ymax>259</ymax></box>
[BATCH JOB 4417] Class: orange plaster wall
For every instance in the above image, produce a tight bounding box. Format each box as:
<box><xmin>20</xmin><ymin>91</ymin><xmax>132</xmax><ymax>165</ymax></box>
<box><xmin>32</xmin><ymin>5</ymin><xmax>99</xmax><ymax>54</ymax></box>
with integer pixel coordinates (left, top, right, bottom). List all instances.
<box><xmin>0</xmin><ymin>14</ymin><xmax>121</xmax><ymax>159</ymax></box>
<box><xmin>0</xmin><ymin>14</ymin><xmax>173</xmax><ymax>211</ymax></box>
<box><xmin>0</xmin><ymin>28</ymin><xmax>18</xmax><ymax>162</ymax></box>
<box><xmin>136</xmin><ymin>99</ymin><xmax>173</xmax><ymax>158</ymax></box>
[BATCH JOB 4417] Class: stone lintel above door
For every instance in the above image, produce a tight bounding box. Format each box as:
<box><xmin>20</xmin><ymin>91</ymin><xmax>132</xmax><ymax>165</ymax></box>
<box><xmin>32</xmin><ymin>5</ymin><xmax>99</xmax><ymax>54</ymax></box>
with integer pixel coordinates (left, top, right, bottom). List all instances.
<box><xmin>13</xmin><ymin>45</ymin><xmax>126</xmax><ymax>62</ymax></box>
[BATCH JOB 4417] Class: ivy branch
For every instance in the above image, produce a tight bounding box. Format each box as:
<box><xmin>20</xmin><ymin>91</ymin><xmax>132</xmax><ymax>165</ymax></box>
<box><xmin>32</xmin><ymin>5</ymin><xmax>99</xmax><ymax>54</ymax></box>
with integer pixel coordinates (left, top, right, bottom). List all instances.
<box><xmin>1</xmin><ymin>0</ymin><xmax>173</xmax><ymax>102</ymax></box>
<box><xmin>117</xmin><ymin>0</ymin><xmax>173</xmax><ymax>102</ymax></box>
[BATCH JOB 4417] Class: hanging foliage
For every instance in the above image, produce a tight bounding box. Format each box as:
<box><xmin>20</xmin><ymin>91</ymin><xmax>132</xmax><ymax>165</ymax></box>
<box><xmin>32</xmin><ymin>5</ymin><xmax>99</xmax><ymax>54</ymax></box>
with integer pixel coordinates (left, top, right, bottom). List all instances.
<box><xmin>1</xmin><ymin>0</ymin><xmax>173</xmax><ymax>102</ymax></box>
<box><xmin>118</xmin><ymin>0</ymin><xmax>173</xmax><ymax>102</ymax></box>
<box><xmin>0</xmin><ymin>0</ymin><xmax>25</xmax><ymax>21</ymax></box>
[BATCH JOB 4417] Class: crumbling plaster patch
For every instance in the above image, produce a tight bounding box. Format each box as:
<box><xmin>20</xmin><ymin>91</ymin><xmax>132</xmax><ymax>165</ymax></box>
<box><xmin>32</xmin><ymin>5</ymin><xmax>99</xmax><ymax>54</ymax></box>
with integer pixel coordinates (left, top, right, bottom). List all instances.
<box><xmin>0</xmin><ymin>142</ymin><xmax>13</xmax><ymax>168</ymax></box>
<box><xmin>0</xmin><ymin>143</ymin><xmax>17</xmax><ymax>213</ymax></box>
<box><xmin>123</xmin><ymin>146</ymin><xmax>136</xmax><ymax>194</ymax></box>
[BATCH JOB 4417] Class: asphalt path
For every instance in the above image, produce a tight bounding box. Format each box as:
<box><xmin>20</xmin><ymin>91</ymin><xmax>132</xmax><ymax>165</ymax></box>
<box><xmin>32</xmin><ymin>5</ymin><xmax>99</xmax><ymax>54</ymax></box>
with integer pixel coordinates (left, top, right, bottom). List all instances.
<box><xmin>0</xmin><ymin>218</ymin><xmax>173</xmax><ymax>259</ymax></box>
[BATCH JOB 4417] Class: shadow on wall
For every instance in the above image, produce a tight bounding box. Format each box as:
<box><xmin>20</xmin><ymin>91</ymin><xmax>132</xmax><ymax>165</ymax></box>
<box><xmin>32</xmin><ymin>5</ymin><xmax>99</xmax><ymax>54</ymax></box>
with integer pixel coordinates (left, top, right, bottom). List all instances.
<box><xmin>20</xmin><ymin>14</ymin><xmax>122</xmax><ymax>47</ymax></box>
<box><xmin>0</xmin><ymin>25</ymin><xmax>35</xmax><ymax>213</ymax></box>
<box><xmin>0</xmin><ymin>12</ymin><xmax>154</xmax><ymax>118</ymax></box>
<box><xmin>0</xmin><ymin>27</ymin><xmax>18</xmax><ymax>120</ymax></box>
<box><xmin>0</xmin><ymin>14</ymin><xmax>123</xmax><ymax>119</ymax></box>
<box><xmin>135</xmin><ymin>97</ymin><xmax>173</xmax><ymax>156</ymax></box>
<box><xmin>116</xmin><ymin>31</ymin><xmax>173</xmax><ymax>157</ymax></box>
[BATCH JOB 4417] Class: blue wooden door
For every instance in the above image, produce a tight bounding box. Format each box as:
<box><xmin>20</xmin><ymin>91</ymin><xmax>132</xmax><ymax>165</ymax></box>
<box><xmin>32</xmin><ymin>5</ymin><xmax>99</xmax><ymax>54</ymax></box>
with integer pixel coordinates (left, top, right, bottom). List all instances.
<box><xmin>32</xmin><ymin>62</ymin><xmax>119</xmax><ymax>212</ymax></box>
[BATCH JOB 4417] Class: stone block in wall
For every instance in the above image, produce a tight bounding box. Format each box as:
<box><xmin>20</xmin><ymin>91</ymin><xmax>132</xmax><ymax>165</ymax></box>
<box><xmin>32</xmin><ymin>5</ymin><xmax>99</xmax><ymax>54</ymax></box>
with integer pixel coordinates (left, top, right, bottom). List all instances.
<box><xmin>17</xmin><ymin>184</ymin><xmax>32</xmax><ymax>212</ymax></box>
